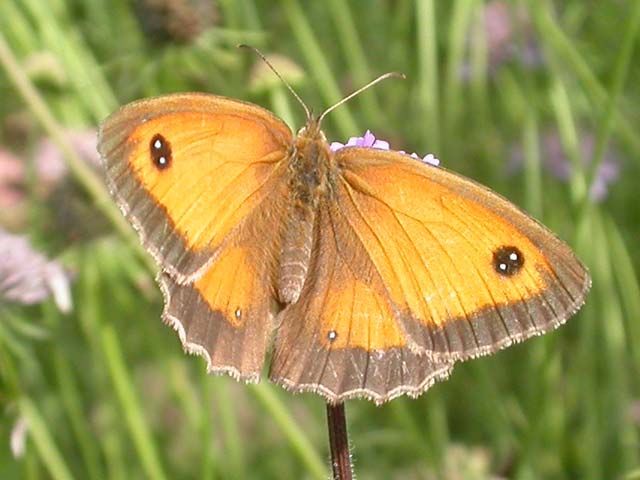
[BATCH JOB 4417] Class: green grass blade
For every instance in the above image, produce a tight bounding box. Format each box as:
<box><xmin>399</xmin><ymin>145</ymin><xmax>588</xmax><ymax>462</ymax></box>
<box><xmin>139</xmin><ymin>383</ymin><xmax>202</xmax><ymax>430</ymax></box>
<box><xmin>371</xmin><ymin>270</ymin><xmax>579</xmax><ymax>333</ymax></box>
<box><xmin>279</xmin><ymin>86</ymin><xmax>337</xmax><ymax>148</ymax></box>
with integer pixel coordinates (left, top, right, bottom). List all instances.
<box><xmin>326</xmin><ymin>0</ymin><xmax>384</xmax><ymax>125</ymax></box>
<box><xmin>18</xmin><ymin>397</ymin><xmax>75</xmax><ymax>480</ymax></box>
<box><xmin>101</xmin><ymin>326</ymin><xmax>168</xmax><ymax>480</ymax></box>
<box><xmin>281</xmin><ymin>0</ymin><xmax>359</xmax><ymax>135</ymax></box>
<box><xmin>585</xmin><ymin>1</ymin><xmax>640</xmax><ymax>206</ymax></box>
<box><xmin>249</xmin><ymin>384</ymin><xmax>328</xmax><ymax>480</ymax></box>
<box><xmin>416</xmin><ymin>0</ymin><xmax>440</xmax><ymax>153</ymax></box>
<box><xmin>530</xmin><ymin>0</ymin><xmax>640</xmax><ymax>155</ymax></box>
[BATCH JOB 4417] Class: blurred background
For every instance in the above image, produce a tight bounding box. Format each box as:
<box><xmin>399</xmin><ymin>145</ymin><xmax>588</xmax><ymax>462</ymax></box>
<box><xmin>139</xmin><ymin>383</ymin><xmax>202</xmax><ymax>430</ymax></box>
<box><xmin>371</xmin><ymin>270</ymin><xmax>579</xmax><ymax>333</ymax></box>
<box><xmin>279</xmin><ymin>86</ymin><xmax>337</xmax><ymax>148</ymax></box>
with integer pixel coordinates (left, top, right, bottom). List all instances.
<box><xmin>0</xmin><ymin>0</ymin><xmax>639</xmax><ymax>478</ymax></box>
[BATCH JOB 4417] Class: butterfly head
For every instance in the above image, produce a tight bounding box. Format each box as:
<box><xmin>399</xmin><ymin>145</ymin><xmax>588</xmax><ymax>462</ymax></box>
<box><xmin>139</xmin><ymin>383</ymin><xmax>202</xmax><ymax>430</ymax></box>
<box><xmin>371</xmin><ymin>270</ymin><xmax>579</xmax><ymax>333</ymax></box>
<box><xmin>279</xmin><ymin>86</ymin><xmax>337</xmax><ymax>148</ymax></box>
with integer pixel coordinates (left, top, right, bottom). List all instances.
<box><xmin>295</xmin><ymin>116</ymin><xmax>327</xmax><ymax>142</ymax></box>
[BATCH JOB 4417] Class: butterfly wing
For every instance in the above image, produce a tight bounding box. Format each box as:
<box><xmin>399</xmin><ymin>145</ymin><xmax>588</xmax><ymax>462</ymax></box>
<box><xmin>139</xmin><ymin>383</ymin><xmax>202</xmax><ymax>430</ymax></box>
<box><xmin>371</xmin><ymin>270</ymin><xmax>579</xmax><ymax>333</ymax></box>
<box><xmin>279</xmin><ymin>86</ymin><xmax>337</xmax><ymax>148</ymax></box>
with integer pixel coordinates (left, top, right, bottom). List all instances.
<box><xmin>98</xmin><ymin>93</ymin><xmax>292</xmax><ymax>281</ymax></box>
<box><xmin>159</xmin><ymin>177</ymin><xmax>290</xmax><ymax>380</ymax></box>
<box><xmin>99</xmin><ymin>93</ymin><xmax>293</xmax><ymax>380</ymax></box>
<box><xmin>331</xmin><ymin>148</ymin><xmax>590</xmax><ymax>360</ymax></box>
<box><xmin>270</xmin><ymin>197</ymin><xmax>453</xmax><ymax>404</ymax></box>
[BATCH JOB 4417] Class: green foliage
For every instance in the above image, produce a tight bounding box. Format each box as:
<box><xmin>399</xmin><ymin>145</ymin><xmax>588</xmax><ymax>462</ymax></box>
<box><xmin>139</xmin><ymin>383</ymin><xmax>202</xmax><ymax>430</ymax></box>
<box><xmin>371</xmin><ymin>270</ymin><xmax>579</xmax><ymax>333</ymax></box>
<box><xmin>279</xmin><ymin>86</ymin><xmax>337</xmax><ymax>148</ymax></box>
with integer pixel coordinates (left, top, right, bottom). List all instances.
<box><xmin>0</xmin><ymin>0</ymin><xmax>639</xmax><ymax>478</ymax></box>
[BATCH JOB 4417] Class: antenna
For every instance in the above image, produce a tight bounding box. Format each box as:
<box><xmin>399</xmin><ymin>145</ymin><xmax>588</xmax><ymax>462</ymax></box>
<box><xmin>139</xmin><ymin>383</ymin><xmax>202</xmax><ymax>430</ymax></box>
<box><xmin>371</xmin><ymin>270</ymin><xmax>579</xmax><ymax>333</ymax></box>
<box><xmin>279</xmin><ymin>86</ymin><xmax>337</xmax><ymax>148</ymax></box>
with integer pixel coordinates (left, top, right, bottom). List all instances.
<box><xmin>238</xmin><ymin>44</ymin><xmax>312</xmax><ymax>121</ymax></box>
<box><xmin>317</xmin><ymin>72</ymin><xmax>405</xmax><ymax>126</ymax></box>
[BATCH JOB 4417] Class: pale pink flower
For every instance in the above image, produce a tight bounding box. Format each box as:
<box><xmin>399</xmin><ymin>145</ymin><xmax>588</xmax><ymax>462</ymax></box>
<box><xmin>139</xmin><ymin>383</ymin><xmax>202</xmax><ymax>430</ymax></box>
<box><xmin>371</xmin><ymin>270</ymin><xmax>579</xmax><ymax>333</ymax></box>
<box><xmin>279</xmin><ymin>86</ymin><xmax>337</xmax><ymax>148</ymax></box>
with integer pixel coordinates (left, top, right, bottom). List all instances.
<box><xmin>33</xmin><ymin>129</ymin><xmax>99</xmax><ymax>190</ymax></box>
<box><xmin>0</xmin><ymin>229</ymin><xmax>72</xmax><ymax>313</ymax></box>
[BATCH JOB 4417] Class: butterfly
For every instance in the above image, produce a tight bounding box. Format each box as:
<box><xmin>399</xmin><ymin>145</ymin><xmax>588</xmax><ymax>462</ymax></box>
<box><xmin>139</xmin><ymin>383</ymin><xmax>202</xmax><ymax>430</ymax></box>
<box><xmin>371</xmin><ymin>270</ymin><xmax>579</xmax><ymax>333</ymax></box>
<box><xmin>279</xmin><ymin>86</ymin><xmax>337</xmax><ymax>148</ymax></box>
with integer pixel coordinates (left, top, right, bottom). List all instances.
<box><xmin>97</xmin><ymin>78</ymin><xmax>590</xmax><ymax>405</ymax></box>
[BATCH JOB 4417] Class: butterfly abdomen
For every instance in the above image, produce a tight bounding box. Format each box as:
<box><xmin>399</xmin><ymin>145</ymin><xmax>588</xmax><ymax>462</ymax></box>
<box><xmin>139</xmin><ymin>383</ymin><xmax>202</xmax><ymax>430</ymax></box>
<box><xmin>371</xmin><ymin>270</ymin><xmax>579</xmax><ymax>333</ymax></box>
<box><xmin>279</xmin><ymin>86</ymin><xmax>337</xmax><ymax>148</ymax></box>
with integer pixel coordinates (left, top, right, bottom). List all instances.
<box><xmin>276</xmin><ymin>134</ymin><xmax>330</xmax><ymax>304</ymax></box>
<box><xmin>277</xmin><ymin>204</ymin><xmax>315</xmax><ymax>304</ymax></box>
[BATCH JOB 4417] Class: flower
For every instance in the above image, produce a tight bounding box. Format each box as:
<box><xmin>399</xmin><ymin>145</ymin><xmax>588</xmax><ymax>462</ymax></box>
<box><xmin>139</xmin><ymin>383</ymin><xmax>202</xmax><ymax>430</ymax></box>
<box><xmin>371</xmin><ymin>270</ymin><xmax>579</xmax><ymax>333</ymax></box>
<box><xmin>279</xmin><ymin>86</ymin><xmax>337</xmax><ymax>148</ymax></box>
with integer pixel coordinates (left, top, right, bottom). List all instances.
<box><xmin>461</xmin><ymin>1</ymin><xmax>542</xmax><ymax>80</ymax></box>
<box><xmin>509</xmin><ymin>130</ymin><xmax>621</xmax><ymax>202</ymax></box>
<box><xmin>0</xmin><ymin>130</ymin><xmax>100</xmax><ymax>229</ymax></box>
<box><xmin>0</xmin><ymin>228</ymin><xmax>72</xmax><ymax>313</ymax></box>
<box><xmin>330</xmin><ymin>130</ymin><xmax>390</xmax><ymax>151</ymax></box>
<box><xmin>34</xmin><ymin>129</ymin><xmax>100</xmax><ymax>192</ymax></box>
<box><xmin>330</xmin><ymin>130</ymin><xmax>440</xmax><ymax>166</ymax></box>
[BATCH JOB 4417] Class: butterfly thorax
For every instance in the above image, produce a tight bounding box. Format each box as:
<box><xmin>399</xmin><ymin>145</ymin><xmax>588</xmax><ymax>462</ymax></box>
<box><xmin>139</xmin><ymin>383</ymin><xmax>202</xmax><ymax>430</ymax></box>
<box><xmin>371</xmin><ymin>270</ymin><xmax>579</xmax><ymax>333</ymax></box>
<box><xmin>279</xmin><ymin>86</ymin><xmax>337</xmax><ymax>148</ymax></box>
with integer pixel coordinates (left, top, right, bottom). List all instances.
<box><xmin>276</xmin><ymin>125</ymin><xmax>333</xmax><ymax>305</ymax></box>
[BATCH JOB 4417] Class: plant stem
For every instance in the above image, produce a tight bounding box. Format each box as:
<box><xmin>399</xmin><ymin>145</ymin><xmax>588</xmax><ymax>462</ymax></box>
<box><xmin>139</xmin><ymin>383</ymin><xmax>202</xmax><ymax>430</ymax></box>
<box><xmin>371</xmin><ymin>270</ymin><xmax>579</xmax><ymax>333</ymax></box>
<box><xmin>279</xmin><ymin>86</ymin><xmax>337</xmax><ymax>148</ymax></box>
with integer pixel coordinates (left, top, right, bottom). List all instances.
<box><xmin>326</xmin><ymin>402</ymin><xmax>352</xmax><ymax>480</ymax></box>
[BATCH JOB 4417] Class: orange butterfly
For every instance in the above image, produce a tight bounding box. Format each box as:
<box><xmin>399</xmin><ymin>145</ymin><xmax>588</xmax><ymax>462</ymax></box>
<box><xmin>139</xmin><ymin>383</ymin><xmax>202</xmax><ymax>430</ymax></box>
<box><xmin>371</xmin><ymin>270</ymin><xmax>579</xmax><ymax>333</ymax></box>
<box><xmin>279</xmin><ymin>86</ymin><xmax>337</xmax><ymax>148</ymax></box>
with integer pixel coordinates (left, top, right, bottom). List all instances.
<box><xmin>98</xmin><ymin>76</ymin><xmax>590</xmax><ymax>405</ymax></box>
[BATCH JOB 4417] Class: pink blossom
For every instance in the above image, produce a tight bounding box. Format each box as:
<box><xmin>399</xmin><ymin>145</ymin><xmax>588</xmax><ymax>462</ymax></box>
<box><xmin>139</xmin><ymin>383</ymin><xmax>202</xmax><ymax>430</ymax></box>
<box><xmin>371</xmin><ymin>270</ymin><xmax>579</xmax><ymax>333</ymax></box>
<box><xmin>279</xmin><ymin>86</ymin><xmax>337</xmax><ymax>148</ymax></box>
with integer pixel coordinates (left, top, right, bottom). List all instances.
<box><xmin>34</xmin><ymin>129</ymin><xmax>99</xmax><ymax>189</ymax></box>
<box><xmin>0</xmin><ymin>229</ymin><xmax>72</xmax><ymax>313</ymax></box>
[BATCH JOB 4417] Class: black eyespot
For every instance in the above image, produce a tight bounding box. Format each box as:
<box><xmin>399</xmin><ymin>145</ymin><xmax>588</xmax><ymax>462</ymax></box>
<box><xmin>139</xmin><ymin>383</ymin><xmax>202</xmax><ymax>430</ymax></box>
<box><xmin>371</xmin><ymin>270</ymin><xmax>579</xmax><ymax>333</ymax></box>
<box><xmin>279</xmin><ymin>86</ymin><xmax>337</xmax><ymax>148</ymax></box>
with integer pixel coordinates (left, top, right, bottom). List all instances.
<box><xmin>150</xmin><ymin>133</ymin><xmax>172</xmax><ymax>170</ymax></box>
<box><xmin>493</xmin><ymin>246</ymin><xmax>524</xmax><ymax>276</ymax></box>
<box><xmin>327</xmin><ymin>330</ymin><xmax>338</xmax><ymax>342</ymax></box>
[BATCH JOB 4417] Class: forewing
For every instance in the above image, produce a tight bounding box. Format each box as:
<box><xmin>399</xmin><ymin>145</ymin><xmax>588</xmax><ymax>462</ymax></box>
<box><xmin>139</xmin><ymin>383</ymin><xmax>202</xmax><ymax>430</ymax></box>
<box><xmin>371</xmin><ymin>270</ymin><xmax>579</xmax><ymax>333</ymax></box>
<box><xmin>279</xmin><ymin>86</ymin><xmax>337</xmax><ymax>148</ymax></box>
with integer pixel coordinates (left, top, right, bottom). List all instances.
<box><xmin>98</xmin><ymin>93</ymin><xmax>292</xmax><ymax>281</ymax></box>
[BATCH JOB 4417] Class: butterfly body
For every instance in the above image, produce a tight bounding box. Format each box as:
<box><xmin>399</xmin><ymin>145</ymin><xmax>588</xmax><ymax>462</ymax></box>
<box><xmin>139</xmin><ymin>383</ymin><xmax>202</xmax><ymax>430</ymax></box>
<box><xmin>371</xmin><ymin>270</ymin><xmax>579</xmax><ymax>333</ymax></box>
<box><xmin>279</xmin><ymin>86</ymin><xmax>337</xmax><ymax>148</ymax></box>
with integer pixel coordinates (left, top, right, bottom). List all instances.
<box><xmin>278</xmin><ymin>122</ymin><xmax>332</xmax><ymax>304</ymax></box>
<box><xmin>98</xmin><ymin>92</ymin><xmax>590</xmax><ymax>404</ymax></box>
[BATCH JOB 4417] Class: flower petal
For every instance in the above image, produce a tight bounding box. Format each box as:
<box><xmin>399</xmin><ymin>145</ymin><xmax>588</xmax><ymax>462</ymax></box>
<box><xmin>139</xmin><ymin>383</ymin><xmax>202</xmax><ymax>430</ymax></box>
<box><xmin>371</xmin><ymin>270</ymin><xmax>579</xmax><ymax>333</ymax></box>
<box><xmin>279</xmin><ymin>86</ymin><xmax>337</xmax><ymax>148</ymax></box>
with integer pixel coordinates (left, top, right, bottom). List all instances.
<box><xmin>331</xmin><ymin>131</ymin><xmax>440</xmax><ymax>167</ymax></box>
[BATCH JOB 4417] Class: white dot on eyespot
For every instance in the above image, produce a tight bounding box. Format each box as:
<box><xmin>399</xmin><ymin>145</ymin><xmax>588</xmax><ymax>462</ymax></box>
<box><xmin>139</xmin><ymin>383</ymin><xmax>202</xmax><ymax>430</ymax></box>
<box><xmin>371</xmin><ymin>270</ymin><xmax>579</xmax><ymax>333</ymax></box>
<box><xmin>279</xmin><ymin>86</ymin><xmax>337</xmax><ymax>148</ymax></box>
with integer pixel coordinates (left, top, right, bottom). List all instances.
<box><xmin>158</xmin><ymin>157</ymin><xmax>167</xmax><ymax>165</ymax></box>
<box><xmin>499</xmin><ymin>263</ymin><xmax>507</xmax><ymax>271</ymax></box>
<box><xmin>509</xmin><ymin>252</ymin><xmax>518</xmax><ymax>261</ymax></box>
<box><xmin>154</xmin><ymin>139</ymin><xmax>162</xmax><ymax>149</ymax></box>
<box><xmin>234</xmin><ymin>308</ymin><xmax>242</xmax><ymax>319</ymax></box>
<box><xmin>327</xmin><ymin>330</ymin><xmax>337</xmax><ymax>341</ymax></box>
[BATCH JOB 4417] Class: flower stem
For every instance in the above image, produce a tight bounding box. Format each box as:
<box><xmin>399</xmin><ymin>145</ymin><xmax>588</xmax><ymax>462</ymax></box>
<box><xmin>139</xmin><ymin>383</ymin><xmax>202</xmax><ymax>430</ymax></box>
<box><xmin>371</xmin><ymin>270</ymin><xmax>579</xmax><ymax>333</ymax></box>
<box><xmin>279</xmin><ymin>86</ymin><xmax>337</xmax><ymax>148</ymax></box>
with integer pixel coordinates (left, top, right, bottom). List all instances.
<box><xmin>326</xmin><ymin>402</ymin><xmax>353</xmax><ymax>480</ymax></box>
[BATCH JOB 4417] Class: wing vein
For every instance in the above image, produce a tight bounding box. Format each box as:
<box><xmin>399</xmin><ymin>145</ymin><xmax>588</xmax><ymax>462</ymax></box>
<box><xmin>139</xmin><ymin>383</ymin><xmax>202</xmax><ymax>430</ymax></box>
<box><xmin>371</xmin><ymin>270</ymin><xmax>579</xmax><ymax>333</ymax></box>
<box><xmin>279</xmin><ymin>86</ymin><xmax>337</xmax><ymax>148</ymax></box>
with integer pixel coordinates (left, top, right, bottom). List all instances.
<box><xmin>339</xmin><ymin>176</ymin><xmax>449</xmax><ymax>351</ymax></box>
<box><xmin>316</xmin><ymin>219</ymin><xmax>341</xmax><ymax>389</ymax></box>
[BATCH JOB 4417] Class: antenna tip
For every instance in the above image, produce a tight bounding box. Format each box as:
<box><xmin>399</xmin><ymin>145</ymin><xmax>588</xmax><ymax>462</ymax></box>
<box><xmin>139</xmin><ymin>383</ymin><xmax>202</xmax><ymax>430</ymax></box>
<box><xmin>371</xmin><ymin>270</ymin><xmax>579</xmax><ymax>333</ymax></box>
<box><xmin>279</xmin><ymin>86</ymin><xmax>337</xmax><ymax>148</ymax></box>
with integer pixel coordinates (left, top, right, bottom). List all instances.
<box><xmin>387</xmin><ymin>72</ymin><xmax>407</xmax><ymax>81</ymax></box>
